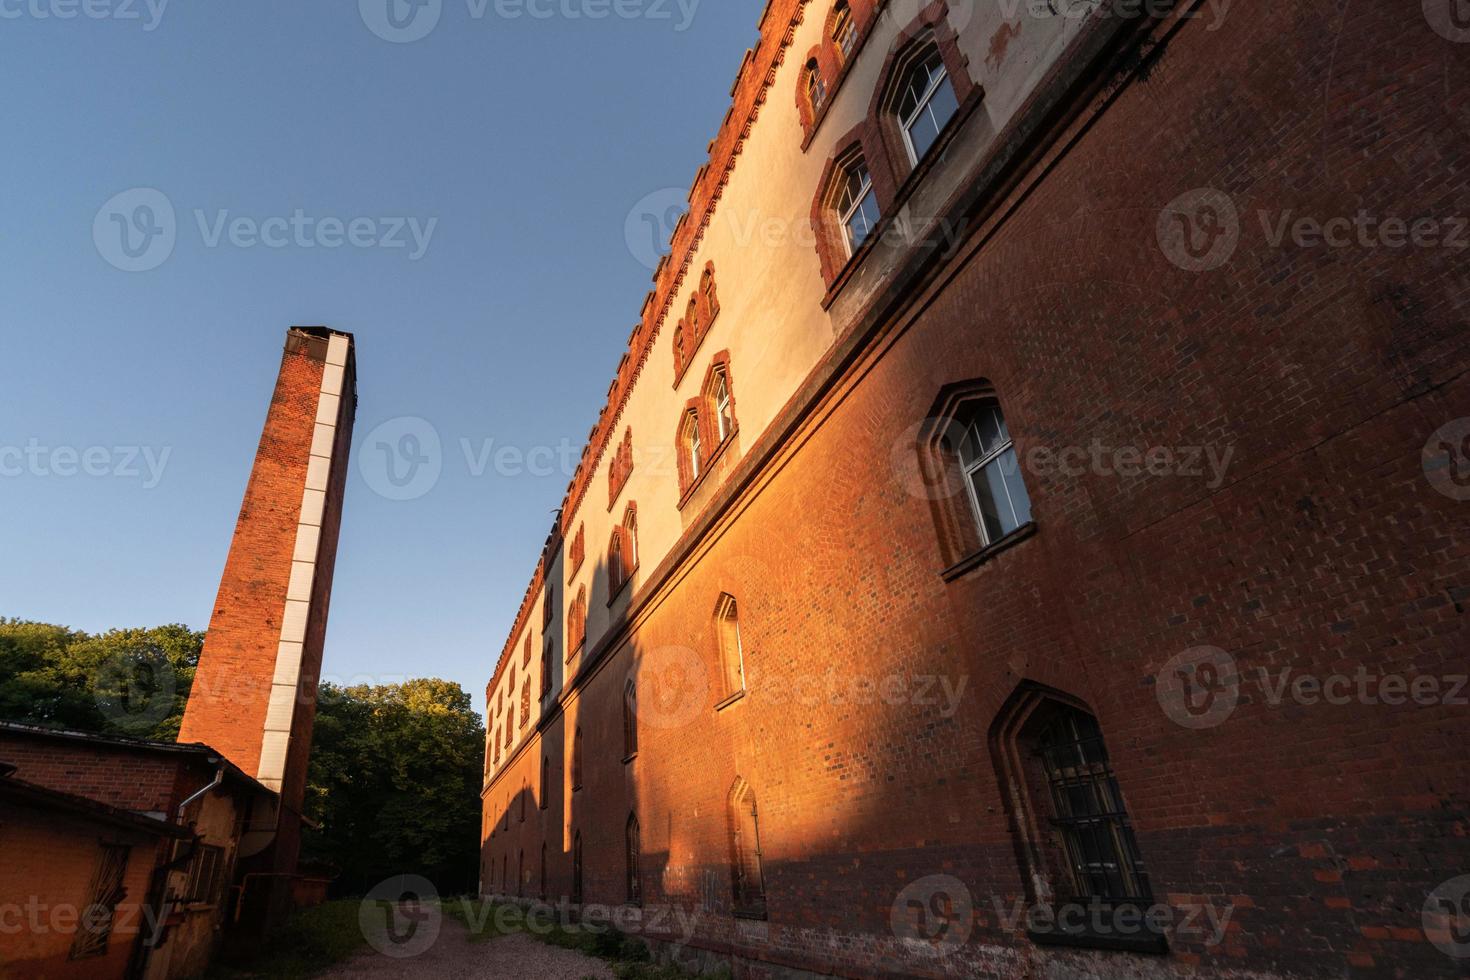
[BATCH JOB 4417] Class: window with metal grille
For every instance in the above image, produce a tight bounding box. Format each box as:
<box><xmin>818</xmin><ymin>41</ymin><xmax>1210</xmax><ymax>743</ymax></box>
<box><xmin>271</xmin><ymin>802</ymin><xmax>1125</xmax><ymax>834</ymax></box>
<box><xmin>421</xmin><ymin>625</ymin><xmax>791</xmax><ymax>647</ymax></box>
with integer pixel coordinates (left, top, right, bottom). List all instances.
<box><xmin>1036</xmin><ymin>708</ymin><xmax>1152</xmax><ymax>905</ymax></box>
<box><xmin>70</xmin><ymin>843</ymin><xmax>130</xmax><ymax>959</ymax></box>
<box><xmin>729</xmin><ymin>778</ymin><xmax>766</xmax><ymax>917</ymax></box>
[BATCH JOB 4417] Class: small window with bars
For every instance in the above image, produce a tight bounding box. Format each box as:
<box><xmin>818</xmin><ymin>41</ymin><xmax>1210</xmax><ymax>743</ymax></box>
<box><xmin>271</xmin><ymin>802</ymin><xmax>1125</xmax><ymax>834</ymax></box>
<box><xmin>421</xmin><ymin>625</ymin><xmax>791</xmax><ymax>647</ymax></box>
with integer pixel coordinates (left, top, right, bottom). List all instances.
<box><xmin>182</xmin><ymin>843</ymin><xmax>226</xmax><ymax>905</ymax></box>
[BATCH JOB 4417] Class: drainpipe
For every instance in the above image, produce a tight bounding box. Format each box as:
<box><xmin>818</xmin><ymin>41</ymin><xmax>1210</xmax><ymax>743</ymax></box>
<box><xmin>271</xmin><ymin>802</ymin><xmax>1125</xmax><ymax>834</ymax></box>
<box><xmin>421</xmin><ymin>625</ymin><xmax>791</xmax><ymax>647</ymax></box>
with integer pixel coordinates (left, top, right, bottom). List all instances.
<box><xmin>177</xmin><ymin>765</ymin><xmax>225</xmax><ymax>823</ymax></box>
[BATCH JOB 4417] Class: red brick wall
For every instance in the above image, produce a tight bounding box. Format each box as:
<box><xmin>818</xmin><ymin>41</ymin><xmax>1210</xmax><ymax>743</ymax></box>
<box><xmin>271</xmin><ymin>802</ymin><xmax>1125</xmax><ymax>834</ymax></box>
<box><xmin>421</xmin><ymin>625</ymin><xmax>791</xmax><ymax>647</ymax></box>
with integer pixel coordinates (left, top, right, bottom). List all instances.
<box><xmin>0</xmin><ymin>804</ymin><xmax>165</xmax><ymax>980</ymax></box>
<box><xmin>483</xmin><ymin>4</ymin><xmax>1470</xmax><ymax>979</ymax></box>
<box><xmin>0</xmin><ymin>736</ymin><xmax>182</xmax><ymax>815</ymax></box>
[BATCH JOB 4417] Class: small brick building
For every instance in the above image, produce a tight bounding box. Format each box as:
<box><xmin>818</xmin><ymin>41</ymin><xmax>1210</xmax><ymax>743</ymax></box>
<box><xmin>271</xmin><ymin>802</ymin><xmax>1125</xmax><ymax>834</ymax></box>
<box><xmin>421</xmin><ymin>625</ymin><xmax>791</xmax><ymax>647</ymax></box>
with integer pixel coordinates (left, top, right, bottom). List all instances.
<box><xmin>480</xmin><ymin>2</ymin><xmax>1469</xmax><ymax>979</ymax></box>
<box><xmin>0</xmin><ymin>723</ymin><xmax>273</xmax><ymax>980</ymax></box>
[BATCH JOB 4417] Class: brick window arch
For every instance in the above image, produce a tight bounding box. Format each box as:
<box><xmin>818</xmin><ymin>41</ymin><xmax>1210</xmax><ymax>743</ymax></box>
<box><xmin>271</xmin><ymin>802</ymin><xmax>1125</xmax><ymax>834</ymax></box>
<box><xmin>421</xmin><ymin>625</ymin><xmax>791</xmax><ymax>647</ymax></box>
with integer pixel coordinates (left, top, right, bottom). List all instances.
<box><xmin>796</xmin><ymin>1</ymin><xmax>880</xmax><ymax>144</ymax></box>
<box><xmin>608</xmin><ymin>501</ymin><xmax>638</xmax><ymax>601</ymax></box>
<box><xmin>566</xmin><ymin>585</ymin><xmax>587</xmax><ymax>657</ymax></box>
<box><xmin>715</xmin><ymin>593</ymin><xmax>746</xmax><ymax>698</ymax></box>
<box><xmin>991</xmin><ymin>683</ymin><xmax>1163</xmax><ymax>951</ymax></box>
<box><xmin>541</xmin><ymin>638</ymin><xmax>554</xmax><ymax>697</ymax></box>
<box><xmin>673</xmin><ymin>263</ymin><xmax>722</xmax><ymax>386</ymax></box>
<box><xmin>520</xmin><ymin>679</ymin><xmax>530</xmax><ymax>729</ymax></box>
<box><xmin>915</xmin><ymin>380</ymin><xmax>1035</xmax><ymax>569</ymax></box>
<box><xmin>830</xmin><ymin>0</ymin><xmax>857</xmax><ymax>62</ymax></box>
<box><xmin>728</xmin><ymin>777</ymin><xmax>767</xmax><ymax>918</ymax></box>
<box><xmin>626</xmin><ymin>812</ymin><xmax>642</xmax><ymax>905</ymax></box>
<box><xmin>676</xmin><ymin>402</ymin><xmax>704</xmax><ymax>495</ymax></box>
<box><xmin>701</xmin><ymin>353</ymin><xmax>738</xmax><ymax>447</ymax></box>
<box><xmin>810</xmin><ymin>135</ymin><xmax>892</xmax><ymax>284</ymax></box>
<box><xmin>866</xmin><ymin>3</ymin><xmax>977</xmax><ymax>180</ymax></box>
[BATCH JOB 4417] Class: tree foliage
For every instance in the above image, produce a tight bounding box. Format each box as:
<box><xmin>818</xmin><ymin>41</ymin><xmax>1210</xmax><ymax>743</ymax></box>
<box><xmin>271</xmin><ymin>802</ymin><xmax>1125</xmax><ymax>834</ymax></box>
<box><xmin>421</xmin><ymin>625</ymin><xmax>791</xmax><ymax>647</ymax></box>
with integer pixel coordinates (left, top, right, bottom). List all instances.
<box><xmin>303</xmin><ymin>678</ymin><xmax>485</xmax><ymax>897</ymax></box>
<box><xmin>0</xmin><ymin>618</ymin><xmax>200</xmax><ymax>740</ymax></box>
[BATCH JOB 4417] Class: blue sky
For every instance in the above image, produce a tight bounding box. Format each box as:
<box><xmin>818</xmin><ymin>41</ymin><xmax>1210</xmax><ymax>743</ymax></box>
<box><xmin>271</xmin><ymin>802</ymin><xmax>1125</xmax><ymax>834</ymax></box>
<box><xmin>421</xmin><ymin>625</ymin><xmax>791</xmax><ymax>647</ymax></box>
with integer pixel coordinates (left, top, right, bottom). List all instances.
<box><xmin>0</xmin><ymin>0</ymin><xmax>761</xmax><ymax>718</ymax></box>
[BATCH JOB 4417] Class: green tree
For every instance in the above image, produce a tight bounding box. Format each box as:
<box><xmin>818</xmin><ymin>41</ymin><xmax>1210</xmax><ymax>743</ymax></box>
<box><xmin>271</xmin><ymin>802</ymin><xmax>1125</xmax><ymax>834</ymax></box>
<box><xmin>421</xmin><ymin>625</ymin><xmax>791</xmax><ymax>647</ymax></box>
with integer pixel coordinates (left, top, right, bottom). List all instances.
<box><xmin>0</xmin><ymin>618</ymin><xmax>201</xmax><ymax>740</ymax></box>
<box><xmin>303</xmin><ymin>678</ymin><xmax>485</xmax><ymax>896</ymax></box>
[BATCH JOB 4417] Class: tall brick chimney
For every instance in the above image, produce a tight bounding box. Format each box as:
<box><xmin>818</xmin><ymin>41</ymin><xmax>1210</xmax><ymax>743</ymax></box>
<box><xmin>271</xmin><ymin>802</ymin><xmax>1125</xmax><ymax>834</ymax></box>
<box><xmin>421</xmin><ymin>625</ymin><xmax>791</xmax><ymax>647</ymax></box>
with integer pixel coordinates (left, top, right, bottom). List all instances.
<box><xmin>179</xmin><ymin>327</ymin><xmax>355</xmax><ymax>927</ymax></box>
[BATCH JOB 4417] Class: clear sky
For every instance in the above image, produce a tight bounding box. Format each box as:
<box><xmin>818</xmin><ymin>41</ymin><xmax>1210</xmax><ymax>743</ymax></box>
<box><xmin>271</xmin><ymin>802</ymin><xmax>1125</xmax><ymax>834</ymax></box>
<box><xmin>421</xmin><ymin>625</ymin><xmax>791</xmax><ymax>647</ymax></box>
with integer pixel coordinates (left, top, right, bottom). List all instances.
<box><xmin>0</xmin><ymin>0</ymin><xmax>763</xmax><ymax>719</ymax></box>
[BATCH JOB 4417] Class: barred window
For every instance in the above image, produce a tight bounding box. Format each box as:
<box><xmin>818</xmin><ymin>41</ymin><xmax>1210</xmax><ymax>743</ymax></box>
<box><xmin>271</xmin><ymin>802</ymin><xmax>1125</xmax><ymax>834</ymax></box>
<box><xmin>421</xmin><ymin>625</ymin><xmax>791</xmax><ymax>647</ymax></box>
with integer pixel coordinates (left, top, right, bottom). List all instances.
<box><xmin>70</xmin><ymin>843</ymin><xmax>130</xmax><ymax>959</ymax></box>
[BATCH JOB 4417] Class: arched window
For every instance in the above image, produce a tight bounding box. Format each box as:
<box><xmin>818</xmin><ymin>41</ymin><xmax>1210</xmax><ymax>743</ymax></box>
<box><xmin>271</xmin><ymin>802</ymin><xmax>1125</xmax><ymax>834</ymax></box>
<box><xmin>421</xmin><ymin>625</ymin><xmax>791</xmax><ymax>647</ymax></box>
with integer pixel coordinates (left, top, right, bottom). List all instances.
<box><xmin>623</xmin><ymin>503</ymin><xmax>639</xmax><ymax>578</ymax></box>
<box><xmin>517</xmin><ymin>849</ymin><xmax>524</xmax><ymax>898</ymax></box>
<box><xmin>715</xmin><ymin>593</ymin><xmax>745</xmax><ymax>697</ymax></box>
<box><xmin>710</xmin><ymin>368</ymin><xmax>734</xmax><ymax>443</ymax></box>
<box><xmin>833</xmin><ymin>153</ymin><xmax>879</xmax><ymax>256</ymax></box>
<box><xmin>520</xmin><ymin>679</ymin><xmax>530</xmax><ymax>729</ymax></box>
<box><xmin>679</xmin><ymin>408</ymin><xmax>703</xmax><ymax>491</ymax></box>
<box><xmin>608</xmin><ymin>528</ymin><xmax>626</xmax><ymax>596</ymax></box>
<box><xmin>567</xmin><ymin>585</ymin><xmax>587</xmax><ymax>654</ymax></box>
<box><xmin>805</xmin><ymin>58</ymin><xmax>827</xmax><ymax>113</ymax></box>
<box><xmin>541</xmin><ymin>639</ymin><xmax>553</xmax><ymax>697</ymax></box>
<box><xmin>626</xmin><ymin>813</ymin><xmax>643</xmax><ymax>905</ymax></box>
<box><xmin>520</xmin><ymin>779</ymin><xmax>527</xmax><ymax>822</ymax></box>
<box><xmin>543</xmin><ymin>582</ymin><xmax>554</xmax><ymax>627</ymax></box>
<box><xmin>728</xmin><ymin>777</ymin><xmax>766</xmax><ymax>917</ymax></box>
<box><xmin>832</xmin><ymin>0</ymin><xmax>856</xmax><ymax>60</ymax></box>
<box><xmin>623</xmin><ymin>678</ymin><xmax>638</xmax><ymax>759</ymax></box>
<box><xmin>687</xmin><ymin>296</ymin><xmax>701</xmax><ymax>345</ymax></box>
<box><xmin>891</xmin><ymin>40</ymin><xmax>959</xmax><ymax>165</ymax></box>
<box><xmin>540</xmin><ymin>755</ymin><xmax>549</xmax><ymax>810</ymax></box>
<box><xmin>523</xmin><ymin>632</ymin><xmax>532</xmax><ymax>666</ymax></box>
<box><xmin>539</xmin><ymin>842</ymin><xmax>547</xmax><ymax>900</ymax></box>
<box><xmin>572</xmin><ymin>726</ymin><xmax>583</xmax><ymax>791</ymax></box>
<box><xmin>992</xmin><ymin>686</ymin><xmax>1160</xmax><ymax>946</ymax></box>
<box><xmin>501</xmin><ymin>854</ymin><xmax>507</xmax><ymax>894</ymax></box>
<box><xmin>674</xmin><ymin>322</ymin><xmax>688</xmax><ymax>380</ymax></box>
<box><xmin>701</xmin><ymin>263</ymin><xmax>719</xmax><ymax>322</ymax></box>
<box><xmin>572</xmin><ymin>831</ymin><xmax>584</xmax><ymax>904</ymax></box>
<box><xmin>936</xmin><ymin>397</ymin><xmax>1032</xmax><ymax>550</ymax></box>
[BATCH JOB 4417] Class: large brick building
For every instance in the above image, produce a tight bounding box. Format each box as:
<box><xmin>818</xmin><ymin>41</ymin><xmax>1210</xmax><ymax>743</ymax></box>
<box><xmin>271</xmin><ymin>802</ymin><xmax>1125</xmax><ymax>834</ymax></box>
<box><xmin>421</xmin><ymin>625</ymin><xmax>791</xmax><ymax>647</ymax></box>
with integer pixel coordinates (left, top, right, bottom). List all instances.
<box><xmin>480</xmin><ymin>2</ymin><xmax>1469</xmax><ymax>978</ymax></box>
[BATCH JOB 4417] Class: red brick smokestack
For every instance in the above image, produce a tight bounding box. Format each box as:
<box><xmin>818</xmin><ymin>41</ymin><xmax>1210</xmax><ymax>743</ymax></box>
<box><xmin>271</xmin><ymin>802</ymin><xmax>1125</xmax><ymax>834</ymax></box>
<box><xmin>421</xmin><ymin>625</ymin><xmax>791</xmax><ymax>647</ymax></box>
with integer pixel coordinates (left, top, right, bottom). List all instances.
<box><xmin>179</xmin><ymin>327</ymin><xmax>355</xmax><ymax>925</ymax></box>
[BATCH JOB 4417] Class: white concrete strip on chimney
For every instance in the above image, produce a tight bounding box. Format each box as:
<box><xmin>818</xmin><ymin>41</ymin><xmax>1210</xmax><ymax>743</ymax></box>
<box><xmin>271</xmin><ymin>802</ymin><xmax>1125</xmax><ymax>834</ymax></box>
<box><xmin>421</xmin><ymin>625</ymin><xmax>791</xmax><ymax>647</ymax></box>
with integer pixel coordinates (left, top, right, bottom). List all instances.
<box><xmin>258</xmin><ymin>332</ymin><xmax>349</xmax><ymax>791</ymax></box>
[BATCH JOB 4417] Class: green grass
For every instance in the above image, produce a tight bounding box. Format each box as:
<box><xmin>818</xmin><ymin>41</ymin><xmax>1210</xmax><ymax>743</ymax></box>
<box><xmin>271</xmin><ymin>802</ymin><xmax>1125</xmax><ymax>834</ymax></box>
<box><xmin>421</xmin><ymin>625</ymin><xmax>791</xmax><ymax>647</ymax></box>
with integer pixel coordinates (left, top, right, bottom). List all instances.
<box><xmin>205</xmin><ymin>899</ymin><xmax>368</xmax><ymax>980</ymax></box>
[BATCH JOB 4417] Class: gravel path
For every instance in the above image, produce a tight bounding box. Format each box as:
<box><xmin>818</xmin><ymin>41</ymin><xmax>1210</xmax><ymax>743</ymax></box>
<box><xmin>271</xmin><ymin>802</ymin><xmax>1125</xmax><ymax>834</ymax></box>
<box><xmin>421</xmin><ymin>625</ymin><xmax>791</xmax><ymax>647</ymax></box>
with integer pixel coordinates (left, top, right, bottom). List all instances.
<box><xmin>317</xmin><ymin>915</ymin><xmax>615</xmax><ymax>979</ymax></box>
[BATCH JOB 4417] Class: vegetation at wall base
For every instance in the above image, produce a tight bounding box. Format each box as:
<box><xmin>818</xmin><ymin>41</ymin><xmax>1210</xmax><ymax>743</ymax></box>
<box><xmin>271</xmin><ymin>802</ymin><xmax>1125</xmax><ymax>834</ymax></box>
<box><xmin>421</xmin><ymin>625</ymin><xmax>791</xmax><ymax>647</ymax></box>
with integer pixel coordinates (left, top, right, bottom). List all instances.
<box><xmin>205</xmin><ymin>899</ymin><xmax>367</xmax><ymax>980</ymax></box>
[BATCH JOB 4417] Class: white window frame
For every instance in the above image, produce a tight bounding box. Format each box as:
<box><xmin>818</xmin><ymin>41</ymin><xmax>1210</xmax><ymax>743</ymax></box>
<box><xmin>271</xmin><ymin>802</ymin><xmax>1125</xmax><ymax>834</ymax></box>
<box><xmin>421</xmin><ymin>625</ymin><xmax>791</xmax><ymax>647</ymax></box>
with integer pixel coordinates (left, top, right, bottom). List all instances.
<box><xmin>833</xmin><ymin>4</ymin><xmax>856</xmax><ymax>58</ymax></box>
<box><xmin>836</xmin><ymin>160</ymin><xmax>878</xmax><ymax>257</ymax></box>
<box><xmin>714</xmin><ymin>372</ymin><xmax>733</xmax><ymax>442</ymax></box>
<box><xmin>957</xmin><ymin>410</ymin><xmax>1026</xmax><ymax>546</ymax></box>
<box><xmin>686</xmin><ymin>414</ymin><xmax>702</xmax><ymax>481</ymax></box>
<box><xmin>897</xmin><ymin>47</ymin><xmax>954</xmax><ymax>166</ymax></box>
